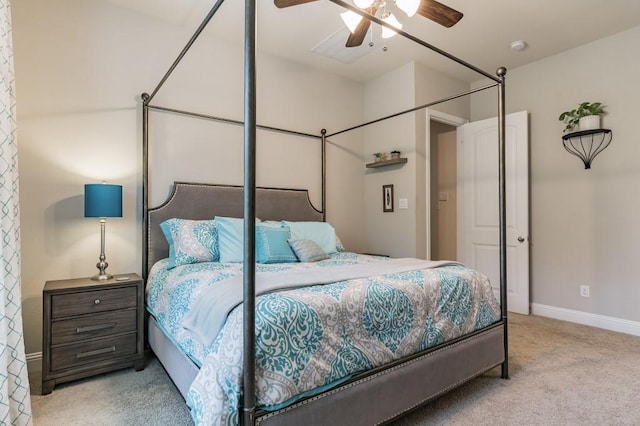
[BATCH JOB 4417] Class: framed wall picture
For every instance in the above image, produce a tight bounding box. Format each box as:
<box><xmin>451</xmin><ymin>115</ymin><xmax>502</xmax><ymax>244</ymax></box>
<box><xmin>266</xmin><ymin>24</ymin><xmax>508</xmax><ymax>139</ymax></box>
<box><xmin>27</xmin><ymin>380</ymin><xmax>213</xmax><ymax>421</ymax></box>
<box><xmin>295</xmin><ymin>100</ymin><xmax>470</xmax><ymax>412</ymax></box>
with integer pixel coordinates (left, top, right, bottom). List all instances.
<box><xmin>383</xmin><ymin>184</ymin><xmax>394</xmax><ymax>212</ymax></box>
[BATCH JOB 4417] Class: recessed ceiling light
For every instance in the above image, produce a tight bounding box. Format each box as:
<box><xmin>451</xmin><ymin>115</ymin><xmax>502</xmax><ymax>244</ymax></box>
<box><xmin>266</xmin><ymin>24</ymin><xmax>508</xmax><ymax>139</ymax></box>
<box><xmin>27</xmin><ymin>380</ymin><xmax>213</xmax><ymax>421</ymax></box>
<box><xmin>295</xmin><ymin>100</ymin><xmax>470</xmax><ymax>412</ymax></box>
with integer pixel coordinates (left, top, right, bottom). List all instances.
<box><xmin>510</xmin><ymin>40</ymin><xmax>527</xmax><ymax>52</ymax></box>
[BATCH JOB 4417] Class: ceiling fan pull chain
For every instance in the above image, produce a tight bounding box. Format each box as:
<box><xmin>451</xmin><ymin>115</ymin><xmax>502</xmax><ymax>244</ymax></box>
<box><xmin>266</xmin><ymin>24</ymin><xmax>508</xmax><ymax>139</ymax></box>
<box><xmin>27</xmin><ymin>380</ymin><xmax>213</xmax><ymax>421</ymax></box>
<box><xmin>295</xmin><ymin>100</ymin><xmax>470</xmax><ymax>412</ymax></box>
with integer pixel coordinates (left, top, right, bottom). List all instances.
<box><xmin>369</xmin><ymin>24</ymin><xmax>375</xmax><ymax>47</ymax></box>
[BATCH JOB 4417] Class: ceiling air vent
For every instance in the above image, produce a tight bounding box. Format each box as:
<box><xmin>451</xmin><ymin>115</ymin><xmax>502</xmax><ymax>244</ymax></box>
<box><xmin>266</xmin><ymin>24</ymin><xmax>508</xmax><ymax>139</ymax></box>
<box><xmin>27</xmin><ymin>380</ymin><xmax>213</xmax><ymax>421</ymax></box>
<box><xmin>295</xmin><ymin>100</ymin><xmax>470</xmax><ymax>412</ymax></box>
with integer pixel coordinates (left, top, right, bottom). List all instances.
<box><xmin>311</xmin><ymin>27</ymin><xmax>380</xmax><ymax>64</ymax></box>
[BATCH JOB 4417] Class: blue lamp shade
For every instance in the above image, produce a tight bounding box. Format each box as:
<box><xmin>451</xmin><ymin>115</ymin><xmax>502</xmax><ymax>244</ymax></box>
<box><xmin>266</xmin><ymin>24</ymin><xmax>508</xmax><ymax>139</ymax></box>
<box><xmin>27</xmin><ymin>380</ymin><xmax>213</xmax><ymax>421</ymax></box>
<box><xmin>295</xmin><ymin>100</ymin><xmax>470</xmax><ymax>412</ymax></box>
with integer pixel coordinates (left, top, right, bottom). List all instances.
<box><xmin>84</xmin><ymin>184</ymin><xmax>123</xmax><ymax>218</ymax></box>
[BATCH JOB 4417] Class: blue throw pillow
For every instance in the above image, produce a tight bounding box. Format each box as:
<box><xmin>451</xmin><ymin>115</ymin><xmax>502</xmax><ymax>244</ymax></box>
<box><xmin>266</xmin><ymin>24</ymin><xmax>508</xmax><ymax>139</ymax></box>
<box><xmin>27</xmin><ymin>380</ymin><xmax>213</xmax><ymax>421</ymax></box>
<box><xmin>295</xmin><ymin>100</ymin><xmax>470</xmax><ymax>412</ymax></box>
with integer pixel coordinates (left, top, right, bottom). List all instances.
<box><xmin>281</xmin><ymin>221</ymin><xmax>337</xmax><ymax>254</ymax></box>
<box><xmin>214</xmin><ymin>216</ymin><xmax>246</xmax><ymax>263</ymax></box>
<box><xmin>256</xmin><ymin>225</ymin><xmax>298</xmax><ymax>264</ymax></box>
<box><xmin>159</xmin><ymin>219</ymin><xmax>219</xmax><ymax>269</ymax></box>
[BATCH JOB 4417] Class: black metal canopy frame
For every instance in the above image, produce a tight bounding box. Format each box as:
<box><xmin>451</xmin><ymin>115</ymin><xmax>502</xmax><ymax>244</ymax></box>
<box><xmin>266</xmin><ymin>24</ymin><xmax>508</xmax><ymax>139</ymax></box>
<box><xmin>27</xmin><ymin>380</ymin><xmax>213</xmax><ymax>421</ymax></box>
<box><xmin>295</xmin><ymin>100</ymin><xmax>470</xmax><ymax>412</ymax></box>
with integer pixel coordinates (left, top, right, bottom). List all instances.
<box><xmin>141</xmin><ymin>0</ymin><xmax>509</xmax><ymax>424</ymax></box>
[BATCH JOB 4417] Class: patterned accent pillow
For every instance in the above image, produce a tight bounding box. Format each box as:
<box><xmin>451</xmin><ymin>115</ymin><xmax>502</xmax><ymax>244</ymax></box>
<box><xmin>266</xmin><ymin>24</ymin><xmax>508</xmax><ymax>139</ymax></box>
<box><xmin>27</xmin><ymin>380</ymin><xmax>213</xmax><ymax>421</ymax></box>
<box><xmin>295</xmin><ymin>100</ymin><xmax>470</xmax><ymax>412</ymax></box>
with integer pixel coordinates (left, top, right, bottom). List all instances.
<box><xmin>160</xmin><ymin>219</ymin><xmax>219</xmax><ymax>269</ymax></box>
<box><xmin>335</xmin><ymin>234</ymin><xmax>346</xmax><ymax>252</ymax></box>
<box><xmin>256</xmin><ymin>225</ymin><xmax>298</xmax><ymax>264</ymax></box>
<box><xmin>288</xmin><ymin>239</ymin><xmax>330</xmax><ymax>263</ymax></box>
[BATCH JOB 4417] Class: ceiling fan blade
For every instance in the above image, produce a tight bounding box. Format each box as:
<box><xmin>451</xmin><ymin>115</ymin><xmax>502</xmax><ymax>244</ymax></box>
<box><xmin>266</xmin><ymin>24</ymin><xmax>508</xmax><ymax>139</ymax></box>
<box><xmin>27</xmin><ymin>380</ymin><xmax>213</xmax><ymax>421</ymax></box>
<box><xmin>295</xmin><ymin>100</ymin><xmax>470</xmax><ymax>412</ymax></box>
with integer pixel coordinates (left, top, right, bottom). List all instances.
<box><xmin>346</xmin><ymin>20</ymin><xmax>370</xmax><ymax>47</ymax></box>
<box><xmin>274</xmin><ymin>0</ymin><xmax>318</xmax><ymax>8</ymax></box>
<box><xmin>417</xmin><ymin>0</ymin><xmax>463</xmax><ymax>28</ymax></box>
<box><xmin>345</xmin><ymin>7</ymin><xmax>376</xmax><ymax>48</ymax></box>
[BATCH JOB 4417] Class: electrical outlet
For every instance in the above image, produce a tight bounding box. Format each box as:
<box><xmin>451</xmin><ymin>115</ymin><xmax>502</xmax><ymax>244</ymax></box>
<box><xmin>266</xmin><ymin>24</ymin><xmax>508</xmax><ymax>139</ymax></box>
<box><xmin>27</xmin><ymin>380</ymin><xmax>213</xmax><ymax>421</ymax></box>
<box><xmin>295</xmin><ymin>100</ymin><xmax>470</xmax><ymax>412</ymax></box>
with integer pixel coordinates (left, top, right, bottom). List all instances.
<box><xmin>580</xmin><ymin>285</ymin><xmax>590</xmax><ymax>298</ymax></box>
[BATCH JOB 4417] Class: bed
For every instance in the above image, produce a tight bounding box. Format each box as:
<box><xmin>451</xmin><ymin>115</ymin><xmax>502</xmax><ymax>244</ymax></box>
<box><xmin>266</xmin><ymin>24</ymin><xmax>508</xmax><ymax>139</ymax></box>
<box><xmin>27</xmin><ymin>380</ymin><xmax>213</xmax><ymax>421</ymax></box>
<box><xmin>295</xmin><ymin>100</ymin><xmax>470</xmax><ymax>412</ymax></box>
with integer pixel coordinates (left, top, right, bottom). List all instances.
<box><xmin>141</xmin><ymin>1</ymin><xmax>510</xmax><ymax>425</ymax></box>
<box><xmin>144</xmin><ymin>183</ymin><xmax>506</xmax><ymax>425</ymax></box>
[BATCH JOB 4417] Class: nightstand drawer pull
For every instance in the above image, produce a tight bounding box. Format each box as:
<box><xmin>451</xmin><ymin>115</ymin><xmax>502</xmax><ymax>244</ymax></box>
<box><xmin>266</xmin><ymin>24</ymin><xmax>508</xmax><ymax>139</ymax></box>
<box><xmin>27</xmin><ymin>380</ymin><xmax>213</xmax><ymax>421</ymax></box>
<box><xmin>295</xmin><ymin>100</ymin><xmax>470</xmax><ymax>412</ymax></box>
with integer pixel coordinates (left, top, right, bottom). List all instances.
<box><xmin>76</xmin><ymin>346</ymin><xmax>116</xmax><ymax>359</ymax></box>
<box><xmin>94</xmin><ymin>299</ymin><xmax>101</xmax><ymax>305</ymax></box>
<box><xmin>75</xmin><ymin>323</ymin><xmax>116</xmax><ymax>334</ymax></box>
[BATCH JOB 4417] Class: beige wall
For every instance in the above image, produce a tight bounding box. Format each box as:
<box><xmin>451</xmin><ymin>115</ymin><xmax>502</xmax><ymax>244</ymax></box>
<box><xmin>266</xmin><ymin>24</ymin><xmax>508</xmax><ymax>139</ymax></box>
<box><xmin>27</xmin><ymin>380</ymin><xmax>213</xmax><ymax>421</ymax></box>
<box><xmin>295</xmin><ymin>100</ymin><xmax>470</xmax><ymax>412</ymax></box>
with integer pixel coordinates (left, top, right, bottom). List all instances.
<box><xmin>363</xmin><ymin>62</ymin><xmax>469</xmax><ymax>258</ymax></box>
<box><xmin>363</xmin><ymin>63</ymin><xmax>416</xmax><ymax>257</ymax></box>
<box><xmin>13</xmin><ymin>0</ymin><xmax>365</xmax><ymax>356</ymax></box>
<box><xmin>471</xmin><ymin>26</ymin><xmax>640</xmax><ymax>324</ymax></box>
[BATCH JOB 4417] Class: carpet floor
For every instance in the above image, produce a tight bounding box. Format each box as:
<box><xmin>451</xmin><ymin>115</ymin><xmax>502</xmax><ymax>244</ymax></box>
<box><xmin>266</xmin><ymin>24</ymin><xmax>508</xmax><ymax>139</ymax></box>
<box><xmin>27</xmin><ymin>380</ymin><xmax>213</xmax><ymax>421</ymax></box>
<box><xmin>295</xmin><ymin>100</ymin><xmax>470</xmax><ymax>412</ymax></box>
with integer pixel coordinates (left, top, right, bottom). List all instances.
<box><xmin>29</xmin><ymin>314</ymin><xmax>640</xmax><ymax>425</ymax></box>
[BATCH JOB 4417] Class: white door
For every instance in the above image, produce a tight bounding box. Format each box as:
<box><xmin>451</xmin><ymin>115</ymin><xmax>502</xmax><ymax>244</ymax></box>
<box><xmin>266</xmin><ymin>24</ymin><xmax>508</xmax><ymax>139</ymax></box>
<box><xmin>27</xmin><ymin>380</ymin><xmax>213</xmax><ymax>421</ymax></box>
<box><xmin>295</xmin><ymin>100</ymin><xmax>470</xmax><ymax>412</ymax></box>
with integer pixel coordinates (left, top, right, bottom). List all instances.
<box><xmin>458</xmin><ymin>111</ymin><xmax>529</xmax><ymax>314</ymax></box>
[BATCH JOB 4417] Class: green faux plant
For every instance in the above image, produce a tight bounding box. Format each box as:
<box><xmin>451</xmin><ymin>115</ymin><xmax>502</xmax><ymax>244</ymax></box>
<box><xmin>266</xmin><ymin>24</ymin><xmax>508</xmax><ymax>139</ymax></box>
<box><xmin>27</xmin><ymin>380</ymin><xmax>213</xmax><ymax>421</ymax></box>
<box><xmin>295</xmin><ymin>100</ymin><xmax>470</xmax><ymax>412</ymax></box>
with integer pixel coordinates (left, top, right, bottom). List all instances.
<box><xmin>558</xmin><ymin>102</ymin><xmax>605</xmax><ymax>132</ymax></box>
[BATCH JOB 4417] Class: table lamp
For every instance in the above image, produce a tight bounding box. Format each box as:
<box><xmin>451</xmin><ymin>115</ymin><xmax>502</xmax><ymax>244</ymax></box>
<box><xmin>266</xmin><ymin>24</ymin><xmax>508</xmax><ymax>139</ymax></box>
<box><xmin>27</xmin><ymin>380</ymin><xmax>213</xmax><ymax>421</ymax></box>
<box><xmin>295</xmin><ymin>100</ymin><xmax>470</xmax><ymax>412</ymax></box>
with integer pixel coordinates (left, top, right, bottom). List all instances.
<box><xmin>84</xmin><ymin>182</ymin><xmax>122</xmax><ymax>280</ymax></box>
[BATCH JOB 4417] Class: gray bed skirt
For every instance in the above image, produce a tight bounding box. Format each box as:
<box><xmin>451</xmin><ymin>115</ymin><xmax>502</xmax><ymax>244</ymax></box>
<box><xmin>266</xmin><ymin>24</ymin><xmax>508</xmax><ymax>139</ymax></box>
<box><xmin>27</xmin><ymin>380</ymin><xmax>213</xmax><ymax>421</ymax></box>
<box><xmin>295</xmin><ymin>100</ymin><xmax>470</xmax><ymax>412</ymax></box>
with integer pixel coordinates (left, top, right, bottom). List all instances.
<box><xmin>148</xmin><ymin>315</ymin><xmax>199</xmax><ymax>400</ymax></box>
<box><xmin>148</xmin><ymin>315</ymin><xmax>505</xmax><ymax>425</ymax></box>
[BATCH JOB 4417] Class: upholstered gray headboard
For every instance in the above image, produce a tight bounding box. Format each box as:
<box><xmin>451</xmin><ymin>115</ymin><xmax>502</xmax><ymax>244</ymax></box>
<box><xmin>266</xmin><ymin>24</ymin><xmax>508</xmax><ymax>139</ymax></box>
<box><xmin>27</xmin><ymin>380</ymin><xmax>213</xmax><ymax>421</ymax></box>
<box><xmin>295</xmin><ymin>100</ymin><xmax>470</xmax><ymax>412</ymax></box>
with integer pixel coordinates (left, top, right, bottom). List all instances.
<box><xmin>146</xmin><ymin>182</ymin><xmax>323</xmax><ymax>274</ymax></box>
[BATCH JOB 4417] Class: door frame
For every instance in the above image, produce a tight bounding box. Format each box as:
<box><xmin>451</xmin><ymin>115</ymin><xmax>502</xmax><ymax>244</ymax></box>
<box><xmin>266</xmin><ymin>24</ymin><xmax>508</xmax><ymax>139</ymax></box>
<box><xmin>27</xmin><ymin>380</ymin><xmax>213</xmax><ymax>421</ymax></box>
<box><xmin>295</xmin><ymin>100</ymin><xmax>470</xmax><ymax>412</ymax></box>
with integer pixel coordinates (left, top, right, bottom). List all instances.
<box><xmin>426</xmin><ymin>109</ymin><xmax>531</xmax><ymax>314</ymax></box>
<box><xmin>425</xmin><ymin>109</ymin><xmax>467</xmax><ymax>261</ymax></box>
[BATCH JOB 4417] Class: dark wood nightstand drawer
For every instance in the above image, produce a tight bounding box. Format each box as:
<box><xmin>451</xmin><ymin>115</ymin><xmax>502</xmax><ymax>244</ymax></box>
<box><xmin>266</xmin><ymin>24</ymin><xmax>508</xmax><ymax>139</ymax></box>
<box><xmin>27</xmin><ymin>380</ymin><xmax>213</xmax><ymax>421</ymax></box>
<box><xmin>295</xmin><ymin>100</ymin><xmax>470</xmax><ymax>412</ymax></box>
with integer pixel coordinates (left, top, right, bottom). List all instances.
<box><xmin>51</xmin><ymin>286</ymin><xmax>137</xmax><ymax>318</ymax></box>
<box><xmin>50</xmin><ymin>332</ymin><xmax>137</xmax><ymax>372</ymax></box>
<box><xmin>51</xmin><ymin>308</ymin><xmax>137</xmax><ymax>345</ymax></box>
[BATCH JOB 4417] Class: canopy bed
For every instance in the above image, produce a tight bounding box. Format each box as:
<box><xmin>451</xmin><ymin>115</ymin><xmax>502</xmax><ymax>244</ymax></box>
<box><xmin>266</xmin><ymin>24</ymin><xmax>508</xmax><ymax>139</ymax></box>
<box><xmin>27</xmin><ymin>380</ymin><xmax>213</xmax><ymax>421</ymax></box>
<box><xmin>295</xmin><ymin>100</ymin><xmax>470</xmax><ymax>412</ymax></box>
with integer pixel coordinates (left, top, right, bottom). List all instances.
<box><xmin>140</xmin><ymin>1</ymin><xmax>510</xmax><ymax>425</ymax></box>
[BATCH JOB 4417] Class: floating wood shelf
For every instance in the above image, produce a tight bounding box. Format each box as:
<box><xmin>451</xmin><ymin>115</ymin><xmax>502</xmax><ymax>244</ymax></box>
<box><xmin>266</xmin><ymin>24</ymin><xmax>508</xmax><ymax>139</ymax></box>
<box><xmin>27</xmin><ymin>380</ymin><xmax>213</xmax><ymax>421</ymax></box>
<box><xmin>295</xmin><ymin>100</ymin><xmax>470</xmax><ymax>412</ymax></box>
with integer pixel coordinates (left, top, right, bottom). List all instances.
<box><xmin>365</xmin><ymin>157</ymin><xmax>408</xmax><ymax>168</ymax></box>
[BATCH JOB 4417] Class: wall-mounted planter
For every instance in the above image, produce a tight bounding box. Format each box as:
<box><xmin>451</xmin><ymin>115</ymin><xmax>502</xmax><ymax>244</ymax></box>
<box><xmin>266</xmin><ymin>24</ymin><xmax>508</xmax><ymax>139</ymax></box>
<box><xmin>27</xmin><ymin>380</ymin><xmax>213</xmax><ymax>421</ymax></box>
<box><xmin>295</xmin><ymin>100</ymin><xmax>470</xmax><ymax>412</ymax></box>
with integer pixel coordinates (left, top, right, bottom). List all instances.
<box><xmin>561</xmin><ymin>129</ymin><xmax>612</xmax><ymax>169</ymax></box>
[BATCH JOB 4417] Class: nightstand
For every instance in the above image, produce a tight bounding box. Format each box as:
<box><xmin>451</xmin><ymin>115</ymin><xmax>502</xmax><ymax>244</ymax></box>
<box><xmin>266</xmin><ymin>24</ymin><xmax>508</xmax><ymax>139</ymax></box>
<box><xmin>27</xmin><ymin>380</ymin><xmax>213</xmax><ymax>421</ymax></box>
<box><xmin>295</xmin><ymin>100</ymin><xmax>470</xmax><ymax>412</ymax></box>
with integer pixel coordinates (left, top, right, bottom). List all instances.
<box><xmin>41</xmin><ymin>273</ymin><xmax>145</xmax><ymax>395</ymax></box>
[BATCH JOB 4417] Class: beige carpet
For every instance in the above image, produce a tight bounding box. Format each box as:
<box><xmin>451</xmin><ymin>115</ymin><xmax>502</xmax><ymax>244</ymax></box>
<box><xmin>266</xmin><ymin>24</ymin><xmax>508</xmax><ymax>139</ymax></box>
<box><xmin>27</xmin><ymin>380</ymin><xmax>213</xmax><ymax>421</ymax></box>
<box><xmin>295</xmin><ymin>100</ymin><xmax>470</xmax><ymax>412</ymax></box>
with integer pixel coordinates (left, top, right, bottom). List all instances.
<box><xmin>30</xmin><ymin>314</ymin><xmax>640</xmax><ymax>425</ymax></box>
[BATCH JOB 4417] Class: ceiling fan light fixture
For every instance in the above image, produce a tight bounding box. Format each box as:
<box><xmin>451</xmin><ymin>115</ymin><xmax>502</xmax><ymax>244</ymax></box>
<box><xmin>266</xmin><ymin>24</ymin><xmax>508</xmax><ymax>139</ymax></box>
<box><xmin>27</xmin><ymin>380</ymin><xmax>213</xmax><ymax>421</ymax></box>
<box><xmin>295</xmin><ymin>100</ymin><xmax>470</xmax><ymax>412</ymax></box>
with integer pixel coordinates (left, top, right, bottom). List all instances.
<box><xmin>381</xmin><ymin>12</ymin><xmax>402</xmax><ymax>38</ymax></box>
<box><xmin>340</xmin><ymin>10</ymin><xmax>363</xmax><ymax>33</ymax></box>
<box><xmin>353</xmin><ymin>0</ymin><xmax>374</xmax><ymax>9</ymax></box>
<box><xmin>396</xmin><ymin>0</ymin><xmax>420</xmax><ymax>17</ymax></box>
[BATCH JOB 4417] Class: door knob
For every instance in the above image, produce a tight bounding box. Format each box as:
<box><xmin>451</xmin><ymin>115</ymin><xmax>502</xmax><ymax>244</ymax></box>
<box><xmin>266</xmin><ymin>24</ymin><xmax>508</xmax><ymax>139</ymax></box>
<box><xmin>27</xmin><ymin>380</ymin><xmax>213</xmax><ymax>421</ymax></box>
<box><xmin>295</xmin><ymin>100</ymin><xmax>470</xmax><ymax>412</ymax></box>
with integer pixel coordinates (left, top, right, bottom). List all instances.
<box><xmin>517</xmin><ymin>236</ymin><xmax>525</xmax><ymax>243</ymax></box>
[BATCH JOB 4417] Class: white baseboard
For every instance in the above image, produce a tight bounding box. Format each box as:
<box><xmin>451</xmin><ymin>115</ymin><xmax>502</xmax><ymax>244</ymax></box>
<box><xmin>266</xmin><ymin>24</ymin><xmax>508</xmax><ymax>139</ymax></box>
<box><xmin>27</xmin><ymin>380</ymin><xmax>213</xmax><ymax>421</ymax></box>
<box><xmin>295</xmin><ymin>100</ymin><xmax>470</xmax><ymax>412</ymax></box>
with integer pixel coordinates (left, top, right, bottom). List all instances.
<box><xmin>531</xmin><ymin>303</ymin><xmax>640</xmax><ymax>337</ymax></box>
<box><xmin>26</xmin><ymin>352</ymin><xmax>42</xmax><ymax>373</ymax></box>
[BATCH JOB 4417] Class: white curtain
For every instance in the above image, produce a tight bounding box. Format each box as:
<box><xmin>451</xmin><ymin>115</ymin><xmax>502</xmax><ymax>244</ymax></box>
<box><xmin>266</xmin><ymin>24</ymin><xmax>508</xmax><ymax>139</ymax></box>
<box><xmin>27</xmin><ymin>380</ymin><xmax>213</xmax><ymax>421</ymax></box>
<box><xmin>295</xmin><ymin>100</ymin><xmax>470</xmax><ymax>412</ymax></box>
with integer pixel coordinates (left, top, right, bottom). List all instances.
<box><xmin>0</xmin><ymin>0</ymin><xmax>33</xmax><ymax>424</ymax></box>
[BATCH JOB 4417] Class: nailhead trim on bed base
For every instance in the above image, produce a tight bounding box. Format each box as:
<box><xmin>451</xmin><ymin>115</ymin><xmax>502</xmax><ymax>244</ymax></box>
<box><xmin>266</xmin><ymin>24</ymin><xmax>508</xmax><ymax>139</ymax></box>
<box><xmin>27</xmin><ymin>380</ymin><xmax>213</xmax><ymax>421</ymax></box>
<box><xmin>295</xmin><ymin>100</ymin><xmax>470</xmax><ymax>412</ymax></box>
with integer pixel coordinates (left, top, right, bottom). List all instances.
<box><xmin>256</xmin><ymin>322</ymin><xmax>505</xmax><ymax>426</ymax></box>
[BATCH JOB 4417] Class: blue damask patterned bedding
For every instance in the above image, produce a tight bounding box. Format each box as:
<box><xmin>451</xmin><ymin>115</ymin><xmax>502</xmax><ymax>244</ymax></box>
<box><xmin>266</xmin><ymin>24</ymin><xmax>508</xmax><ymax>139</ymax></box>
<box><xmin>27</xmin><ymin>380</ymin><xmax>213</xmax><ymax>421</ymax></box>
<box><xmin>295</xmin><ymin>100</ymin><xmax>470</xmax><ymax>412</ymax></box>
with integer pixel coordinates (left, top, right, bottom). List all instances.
<box><xmin>145</xmin><ymin>252</ymin><xmax>500</xmax><ymax>425</ymax></box>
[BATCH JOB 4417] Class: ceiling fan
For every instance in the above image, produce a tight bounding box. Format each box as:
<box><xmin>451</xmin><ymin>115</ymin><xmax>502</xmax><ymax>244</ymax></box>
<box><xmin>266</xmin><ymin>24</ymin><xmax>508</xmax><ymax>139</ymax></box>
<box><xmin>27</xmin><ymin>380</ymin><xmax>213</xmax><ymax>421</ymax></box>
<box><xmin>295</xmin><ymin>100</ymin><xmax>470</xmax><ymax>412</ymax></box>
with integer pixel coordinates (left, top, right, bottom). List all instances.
<box><xmin>274</xmin><ymin>0</ymin><xmax>463</xmax><ymax>48</ymax></box>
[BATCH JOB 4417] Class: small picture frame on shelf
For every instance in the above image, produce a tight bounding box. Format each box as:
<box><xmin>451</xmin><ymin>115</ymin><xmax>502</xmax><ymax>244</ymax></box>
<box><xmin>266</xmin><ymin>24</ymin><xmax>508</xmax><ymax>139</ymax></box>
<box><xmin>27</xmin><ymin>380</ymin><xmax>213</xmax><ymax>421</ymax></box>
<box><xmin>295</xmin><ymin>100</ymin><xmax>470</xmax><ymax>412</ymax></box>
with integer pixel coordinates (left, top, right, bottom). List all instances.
<box><xmin>383</xmin><ymin>184</ymin><xmax>394</xmax><ymax>212</ymax></box>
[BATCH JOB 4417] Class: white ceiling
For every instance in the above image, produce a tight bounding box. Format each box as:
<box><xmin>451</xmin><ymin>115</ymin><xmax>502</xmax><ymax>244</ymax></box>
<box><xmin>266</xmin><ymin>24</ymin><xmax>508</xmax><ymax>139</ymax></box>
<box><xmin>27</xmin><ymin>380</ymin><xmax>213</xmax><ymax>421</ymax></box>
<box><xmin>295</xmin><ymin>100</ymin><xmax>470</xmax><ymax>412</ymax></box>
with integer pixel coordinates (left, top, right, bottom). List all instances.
<box><xmin>105</xmin><ymin>0</ymin><xmax>640</xmax><ymax>83</ymax></box>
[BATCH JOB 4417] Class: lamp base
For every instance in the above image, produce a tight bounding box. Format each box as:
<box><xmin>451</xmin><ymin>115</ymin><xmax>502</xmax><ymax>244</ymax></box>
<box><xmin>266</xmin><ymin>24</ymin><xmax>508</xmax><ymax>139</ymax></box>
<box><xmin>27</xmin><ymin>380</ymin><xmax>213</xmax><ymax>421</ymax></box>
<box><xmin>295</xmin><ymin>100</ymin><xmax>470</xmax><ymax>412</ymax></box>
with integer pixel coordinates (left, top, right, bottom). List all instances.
<box><xmin>92</xmin><ymin>218</ymin><xmax>113</xmax><ymax>281</ymax></box>
<box><xmin>91</xmin><ymin>273</ymin><xmax>113</xmax><ymax>281</ymax></box>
